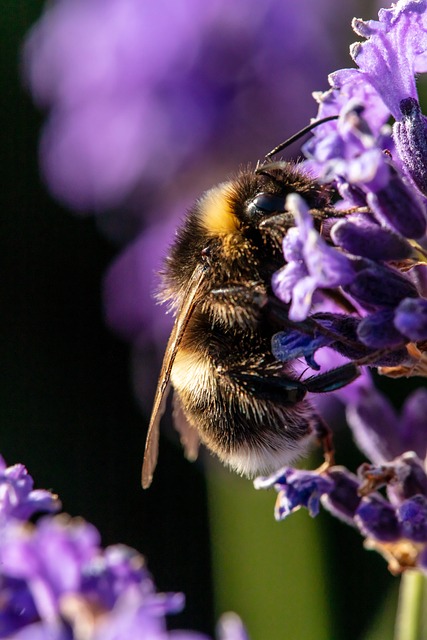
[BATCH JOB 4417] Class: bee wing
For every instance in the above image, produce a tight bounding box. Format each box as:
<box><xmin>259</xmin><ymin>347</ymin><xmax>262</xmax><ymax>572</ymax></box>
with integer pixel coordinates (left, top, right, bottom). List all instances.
<box><xmin>141</xmin><ymin>264</ymin><xmax>206</xmax><ymax>488</ymax></box>
<box><xmin>172</xmin><ymin>393</ymin><xmax>200</xmax><ymax>462</ymax></box>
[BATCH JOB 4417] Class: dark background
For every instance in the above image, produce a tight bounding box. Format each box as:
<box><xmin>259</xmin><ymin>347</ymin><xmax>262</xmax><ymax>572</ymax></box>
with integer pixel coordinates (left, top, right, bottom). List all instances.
<box><xmin>2</xmin><ymin>3</ymin><xmax>214</xmax><ymax>633</ymax></box>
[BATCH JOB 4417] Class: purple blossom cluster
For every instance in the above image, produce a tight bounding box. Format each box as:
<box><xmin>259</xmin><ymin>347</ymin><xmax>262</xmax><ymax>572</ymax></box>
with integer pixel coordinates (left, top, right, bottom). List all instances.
<box><xmin>272</xmin><ymin>0</ymin><xmax>427</xmax><ymax>377</ymax></box>
<box><xmin>259</xmin><ymin>0</ymin><xmax>427</xmax><ymax>575</ymax></box>
<box><xmin>255</xmin><ymin>387</ymin><xmax>427</xmax><ymax>574</ymax></box>
<box><xmin>0</xmin><ymin>456</ymin><xmax>246</xmax><ymax>640</ymax></box>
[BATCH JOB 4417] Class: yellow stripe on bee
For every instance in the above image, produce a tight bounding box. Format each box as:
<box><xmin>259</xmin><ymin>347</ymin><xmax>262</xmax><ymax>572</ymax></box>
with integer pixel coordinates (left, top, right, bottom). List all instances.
<box><xmin>171</xmin><ymin>348</ymin><xmax>215</xmax><ymax>397</ymax></box>
<box><xmin>198</xmin><ymin>183</ymin><xmax>240</xmax><ymax>235</ymax></box>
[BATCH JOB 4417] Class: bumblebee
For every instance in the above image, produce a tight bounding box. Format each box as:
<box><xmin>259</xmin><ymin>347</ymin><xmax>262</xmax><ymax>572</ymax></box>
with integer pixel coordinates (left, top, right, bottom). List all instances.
<box><xmin>142</xmin><ymin>120</ymin><xmax>358</xmax><ymax>488</ymax></box>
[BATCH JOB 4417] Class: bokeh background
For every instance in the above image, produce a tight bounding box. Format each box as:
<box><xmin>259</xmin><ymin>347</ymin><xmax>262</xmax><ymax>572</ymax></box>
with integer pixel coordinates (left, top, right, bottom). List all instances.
<box><xmin>1</xmin><ymin>1</ymin><xmax>411</xmax><ymax>638</ymax></box>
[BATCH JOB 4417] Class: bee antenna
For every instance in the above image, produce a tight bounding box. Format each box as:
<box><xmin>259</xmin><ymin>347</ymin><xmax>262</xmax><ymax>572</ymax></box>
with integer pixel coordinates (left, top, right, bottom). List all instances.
<box><xmin>265</xmin><ymin>115</ymin><xmax>339</xmax><ymax>160</ymax></box>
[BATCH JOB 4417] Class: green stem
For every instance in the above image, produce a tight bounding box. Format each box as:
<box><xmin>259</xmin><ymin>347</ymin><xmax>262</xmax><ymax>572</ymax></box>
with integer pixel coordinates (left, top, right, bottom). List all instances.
<box><xmin>394</xmin><ymin>571</ymin><xmax>426</xmax><ymax>640</ymax></box>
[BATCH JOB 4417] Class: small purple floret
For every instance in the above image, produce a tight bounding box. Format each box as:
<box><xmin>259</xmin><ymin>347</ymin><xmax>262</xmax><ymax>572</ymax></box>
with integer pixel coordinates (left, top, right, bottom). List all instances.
<box><xmin>272</xmin><ymin>194</ymin><xmax>355</xmax><ymax>321</ymax></box>
<box><xmin>0</xmin><ymin>456</ymin><xmax>61</xmax><ymax>525</ymax></box>
<box><xmin>394</xmin><ymin>97</ymin><xmax>427</xmax><ymax>197</ymax></box>
<box><xmin>331</xmin><ymin>216</ymin><xmax>413</xmax><ymax>261</ymax></box>
<box><xmin>271</xmin><ymin>329</ymin><xmax>333</xmax><ymax>370</ymax></box>
<box><xmin>255</xmin><ymin>468</ymin><xmax>334</xmax><ymax>520</ymax></box>
<box><xmin>366</xmin><ymin>169</ymin><xmax>427</xmax><ymax>239</ymax></box>
<box><xmin>321</xmin><ymin>467</ymin><xmax>362</xmax><ymax>526</ymax></box>
<box><xmin>399</xmin><ymin>495</ymin><xmax>427</xmax><ymax>542</ymax></box>
<box><xmin>394</xmin><ymin>297</ymin><xmax>427</xmax><ymax>340</ymax></box>
<box><xmin>344</xmin><ymin>261</ymin><xmax>418</xmax><ymax>310</ymax></box>
<box><xmin>355</xmin><ymin>495</ymin><xmax>401</xmax><ymax>542</ymax></box>
<box><xmin>357</xmin><ymin>309</ymin><xmax>406</xmax><ymax>349</ymax></box>
<box><xmin>346</xmin><ymin>387</ymin><xmax>427</xmax><ymax>464</ymax></box>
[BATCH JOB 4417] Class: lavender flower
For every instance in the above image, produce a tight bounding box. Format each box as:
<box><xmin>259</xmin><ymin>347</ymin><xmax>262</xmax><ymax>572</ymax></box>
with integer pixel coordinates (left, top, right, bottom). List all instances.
<box><xmin>270</xmin><ymin>0</ymin><xmax>427</xmax><ymax>378</ymax></box>
<box><xmin>394</xmin><ymin>297</ymin><xmax>427</xmax><ymax>341</ymax></box>
<box><xmin>254</xmin><ymin>468</ymin><xmax>334</xmax><ymax>519</ymax></box>
<box><xmin>331</xmin><ymin>214</ymin><xmax>413</xmax><ymax>261</ymax></box>
<box><xmin>256</xmin><ymin>384</ymin><xmax>427</xmax><ymax>575</ymax></box>
<box><xmin>0</xmin><ymin>456</ymin><xmax>247</xmax><ymax>640</ymax></box>
<box><xmin>271</xmin><ymin>194</ymin><xmax>356</xmax><ymax>322</ymax></box>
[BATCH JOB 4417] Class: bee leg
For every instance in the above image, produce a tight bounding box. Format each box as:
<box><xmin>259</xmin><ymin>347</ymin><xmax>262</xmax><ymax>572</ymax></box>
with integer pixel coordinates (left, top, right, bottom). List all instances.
<box><xmin>210</xmin><ymin>283</ymin><xmax>267</xmax><ymax>307</ymax></box>
<box><xmin>266</xmin><ymin>296</ymin><xmax>328</xmax><ymax>336</ymax></box>
<box><xmin>227</xmin><ymin>371</ymin><xmax>306</xmax><ymax>405</ymax></box>
<box><xmin>303</xmin><ymin>362</ymin><xmax>360</xmax><ymax>393</ymax></box>
<box><xmin>312</xmin><ymin>416</ymin><xmax>335</xmax><ymax>469</ymax></box>
<box><xmin>258</xmin><ymin>212</ymin><xmax>295</xmax><ymax>229</ymax></box>
<box><xmin>258</xmin><ymin>208</ymin><xmax>366</xmax><ymax>232</ymax></box>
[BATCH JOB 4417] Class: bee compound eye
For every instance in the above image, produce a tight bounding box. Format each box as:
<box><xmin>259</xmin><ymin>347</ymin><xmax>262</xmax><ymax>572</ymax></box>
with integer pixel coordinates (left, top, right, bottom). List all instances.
<box><xmin>246</xmin><ymin>192</ymin><xmax>286</xmax><ymax>218</ymax></box>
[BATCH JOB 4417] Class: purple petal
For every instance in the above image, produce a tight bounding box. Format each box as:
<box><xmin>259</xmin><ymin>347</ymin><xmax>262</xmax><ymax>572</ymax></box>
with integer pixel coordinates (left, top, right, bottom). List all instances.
<box><xmin>359</xmin><ymin>455</ymin><xmax>427</xmax><ymax>500</ymax></box>
<box><xmin>321</xmin><ymin>467</ymin><xmax>362</xmax><ymax>526</ymax></box>
<box><xmin>81</xmin><ymin>544</ymin><xmax>153</xmax><ymax>610</ymax></box>
<box><xmin>287</xmin><ymin>275</ymin><xmax>319</xmax><ymax>322</ymax></box>
<box><xmin>394</xmin><ymin>97</ymin><xmax>427</xmax><ymax>196</ymax></box>
<box><xmin>331</xmin><ymin>215</ymin><xmax>413</xmax><ymax>261</ymax></box>
<box><xmin>282</xmin><ymin>227</ymin><xmax>305</xmax><ymax>264</ymax></box>
<box><xmin>398</xmin><ymin>495</ymin><xmax>427</xmax><ymax>542</ymax></box>
<box><xmin>394</xmin><ymin>297</ymin><xmax>427</xmax><ymax>341</ymax></box>
<box><xmin>0</xmin><ymin>460</ymin><xmax>61</xmax><ymax>524</ymax></box>
<box><xmin>366</xmin><ymin>169</ymin><xmax>427</xmax><ymax>239</ymax></box>
<box><xmin>355</xmin><ymin>495</ymin><xmax>401</xmax><ymax>542</ymax></box>
<box><xmin>399</xmin><ymin>390</ymin><xmax>427</xmax><ymax>459</ymax></box>
<box><xmin>346</xmin><ymin>387</ymin><xmax>401</xmax><ymax>464</ymax></box>
<box><xmin>8</xmin><ymin>622</ymin><xmax>72</xmax><ymax>640</ymax></box>
<box><xmin>0</xmin><ymin>577</ymin><xmax>39</xmax><ymax>637</ymax></box>
<box><xmin>408</xmin><ymin>264</ymin><xmax>427</xmax><ymax>297</ymax></box>
<box><xmin>357</xmin><ymin>309</ymin><xmax>406</xmax><ymax>349</ymax></box>
<box><xmin>345</xmin><ymin>261</ymin><xmax>418</xmax><ymax>310</ymax></box>
<box><xmin>272</xmin><ymin>262</ymin><xmax>307</xmax><ymax>307</ymax></box>
<box><xmin>394</xmin><ymin>454</ymin><xmax>427</xmax><ymax>500</ymax></box>
<box><xmin>271</xmin><ymin>329</ymin><xmax>333</xmax><ymax>369</ymax></box>
<box><xmin>255</xmin><ymin>467</ymin><xmax>334</xmax><ymax>520</ymax></box>
<box><xmin>303</xmin><ymin>229</ymin><xmax>356</xmax><ymax>288</ymax></box>
<box><xmin>1</xmin><ymin>516</ymin><xmax>101</xmax><ymax>619</ymax></box>
<box><xmin>350</xmin><ymin>0</ymin><xmax>427</xmax><ymax>119</ymax></box>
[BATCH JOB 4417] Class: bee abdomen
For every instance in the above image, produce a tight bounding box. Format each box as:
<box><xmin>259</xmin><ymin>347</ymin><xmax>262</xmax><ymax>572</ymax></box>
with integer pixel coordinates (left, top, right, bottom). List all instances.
<box><xmin>170</xmin><ymin>344</ymin><xmax>316</xmax><ymax>477</ymax></box>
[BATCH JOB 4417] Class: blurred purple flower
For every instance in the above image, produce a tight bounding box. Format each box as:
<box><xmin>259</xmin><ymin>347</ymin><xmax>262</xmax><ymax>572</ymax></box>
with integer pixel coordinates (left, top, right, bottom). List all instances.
<box><xmin>0</xmin><ymin>516</ymin><xmax>101</xmax><ymax>621</ymax></box>
<box><xmin>0</xmin><ymin>455</ymin><xmax>60</xmax><ymax>525</ymax></box>
<box><xmin>216</xmin><ymin>613</ymin><xmax>249</xmax><ymax>640</ymax></box>
<box><xmin>0</xmin><ymin>454</ymin><xmax>247</xmax><ymax>640</ymax></box>
<box><xmin>23</xmin><ymin>0</ymin><xmax>350</xmax><ymax>214</ymax></box>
